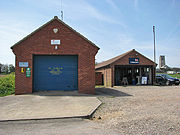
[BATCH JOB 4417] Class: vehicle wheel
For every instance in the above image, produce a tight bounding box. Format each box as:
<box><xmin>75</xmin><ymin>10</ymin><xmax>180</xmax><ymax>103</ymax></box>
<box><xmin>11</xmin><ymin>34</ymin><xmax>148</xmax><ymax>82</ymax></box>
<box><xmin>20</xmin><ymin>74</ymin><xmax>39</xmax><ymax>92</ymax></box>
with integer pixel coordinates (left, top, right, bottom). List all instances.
<box><xmin>175</xmin><ymin>83</ymin><xmax>179</xmax><ymax>85</ymax></box>
<box><xmin>166</xmin><ymin>81</ymin><xmax>170</xmax><ymax>86</ymax></box>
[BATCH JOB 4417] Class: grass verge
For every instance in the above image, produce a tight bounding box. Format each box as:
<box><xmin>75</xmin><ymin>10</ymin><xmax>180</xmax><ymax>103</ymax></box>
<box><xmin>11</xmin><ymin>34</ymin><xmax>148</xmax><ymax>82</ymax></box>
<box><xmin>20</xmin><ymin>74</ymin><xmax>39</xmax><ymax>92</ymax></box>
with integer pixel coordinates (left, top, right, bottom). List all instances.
<box><xmin>0</xmin><ymin>72</ymin><xmax>15</xmax><ymax>97</ymax></box>
<box><xmin>95</xmin><ymin>85</ymin><xmax>104</xmax><ymax>88</ymax></box>
<box><xmin>168</xmin><ymin>74</ymin><xmax>180</xmax><ymax>79</ymax></box>
<box><xmin>157</xmin><ymin>73</ymin><xmax>180</xmax><ymax>79</ymax></box>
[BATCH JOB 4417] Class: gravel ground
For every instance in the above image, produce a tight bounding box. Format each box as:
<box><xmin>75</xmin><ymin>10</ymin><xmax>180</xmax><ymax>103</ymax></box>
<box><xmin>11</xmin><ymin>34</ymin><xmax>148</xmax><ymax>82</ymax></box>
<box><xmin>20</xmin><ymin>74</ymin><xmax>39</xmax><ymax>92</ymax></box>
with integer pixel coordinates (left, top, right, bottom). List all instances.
<box><xmin>93</xmin><ymin>86</ymin><xmax>180</xmax><ymax>135</ymax></box>
<box><xmin>0</xmin><ymin>86</ymin><xmax>179</xmax><ymax>135</ymax></box>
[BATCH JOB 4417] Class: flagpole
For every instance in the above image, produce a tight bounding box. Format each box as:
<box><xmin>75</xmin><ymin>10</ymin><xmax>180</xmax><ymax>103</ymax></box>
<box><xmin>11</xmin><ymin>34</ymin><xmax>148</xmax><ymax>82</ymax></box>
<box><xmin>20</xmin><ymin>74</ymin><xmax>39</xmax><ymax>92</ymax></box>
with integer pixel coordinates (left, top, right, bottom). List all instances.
<box><xmin>153</xmin><ymin>26</ymin><xmax>156</xmax><ymax>85</ymax></box>
<box><xmin>153</xmin><ymin>26</ymin><xmax>156</xmax><ymax>64</ymax></box>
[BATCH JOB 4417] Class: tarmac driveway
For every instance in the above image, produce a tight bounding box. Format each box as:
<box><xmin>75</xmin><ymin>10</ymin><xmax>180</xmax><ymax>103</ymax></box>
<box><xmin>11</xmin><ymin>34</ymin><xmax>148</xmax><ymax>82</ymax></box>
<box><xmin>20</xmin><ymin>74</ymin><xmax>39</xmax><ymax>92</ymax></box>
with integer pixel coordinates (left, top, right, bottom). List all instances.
<box><xmin>0</xmin><ymin>91</ymin><xmax>101</xmax><ymax>121</ymax></box>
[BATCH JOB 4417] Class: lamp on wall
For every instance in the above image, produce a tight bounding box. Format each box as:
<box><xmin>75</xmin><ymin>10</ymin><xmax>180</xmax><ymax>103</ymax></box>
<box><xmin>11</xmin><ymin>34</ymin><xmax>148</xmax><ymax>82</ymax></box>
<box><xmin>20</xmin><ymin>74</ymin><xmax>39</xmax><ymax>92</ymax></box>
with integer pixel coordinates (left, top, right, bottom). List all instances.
<box><xmin>52</xmin><ymin>28</ymin><xmax>59</xmax><ymax>50</ymax></box>
<box><xmin>55</xmin><ymin>45</ymin><xmax>58</xmax><ymax>50</ymax></box>
<box><xmin>53</xmin><ymin>28</ymin><xmax>58</xmax><ymax>33</ymax></box>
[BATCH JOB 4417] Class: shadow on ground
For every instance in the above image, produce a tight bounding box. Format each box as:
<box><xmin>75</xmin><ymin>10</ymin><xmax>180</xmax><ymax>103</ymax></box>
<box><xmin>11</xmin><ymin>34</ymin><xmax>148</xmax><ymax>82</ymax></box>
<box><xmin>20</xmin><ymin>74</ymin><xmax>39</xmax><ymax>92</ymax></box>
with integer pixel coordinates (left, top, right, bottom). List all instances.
<box><xmin>32</xmin><ymin>87</ymin><xmax>132</xmax><ymax>97</ymax></box>
<box><xmin>95</xmin><ymin>87</ymin><xmax>132</xmax><ymax>97</ymax></box>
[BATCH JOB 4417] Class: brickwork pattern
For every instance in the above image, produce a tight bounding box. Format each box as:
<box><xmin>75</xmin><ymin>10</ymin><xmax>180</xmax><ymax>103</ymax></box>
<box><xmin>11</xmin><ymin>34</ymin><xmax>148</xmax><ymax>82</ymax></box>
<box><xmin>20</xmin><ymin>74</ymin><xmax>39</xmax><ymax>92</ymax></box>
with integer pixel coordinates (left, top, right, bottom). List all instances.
<box><xmin>12</xmin><ymin>18</ymin><xmax>98</xmax><ymax>94</ymax></box>
<box><xmin>95</xmin><ymin>72</ymin><xmax>103</xmax><ymax>85</ymax></box>
<box><xmin>96</xmin><ymin>50</ymin><xmax>156</xmax><ymax>87</ymax></box>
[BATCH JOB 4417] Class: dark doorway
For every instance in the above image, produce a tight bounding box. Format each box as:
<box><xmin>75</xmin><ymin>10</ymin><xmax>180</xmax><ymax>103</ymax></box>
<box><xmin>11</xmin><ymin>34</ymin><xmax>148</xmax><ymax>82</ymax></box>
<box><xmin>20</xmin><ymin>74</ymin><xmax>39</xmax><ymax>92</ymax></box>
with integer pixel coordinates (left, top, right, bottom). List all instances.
<box><xmin>114</xmin><ymin>65</ymin><xmax>153</xmax><ymax>86</ymax></box>
<box><xmin>102</xmin><ymin>74</ymin><xmax>104</xmax><ymax>85</ymax></box>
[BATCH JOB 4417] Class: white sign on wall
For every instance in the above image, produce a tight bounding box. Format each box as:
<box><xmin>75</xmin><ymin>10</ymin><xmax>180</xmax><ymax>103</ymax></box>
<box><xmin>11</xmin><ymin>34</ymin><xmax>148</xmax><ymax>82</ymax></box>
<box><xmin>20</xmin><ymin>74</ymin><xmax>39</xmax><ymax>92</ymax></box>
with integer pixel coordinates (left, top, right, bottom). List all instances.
<box><xmin>19</xmin><ymin>62</ymin><xmax>28</xmax><ymax>67</ymax></box>
<box><xmin>51</xmin><ymin>40</ymin><xmax>60</xmax><ymax>45</ymax></box>
<box><xmin>141</xmin><ymin>77</ymin><xmax>147</xmax><ymax>84</ymax></box>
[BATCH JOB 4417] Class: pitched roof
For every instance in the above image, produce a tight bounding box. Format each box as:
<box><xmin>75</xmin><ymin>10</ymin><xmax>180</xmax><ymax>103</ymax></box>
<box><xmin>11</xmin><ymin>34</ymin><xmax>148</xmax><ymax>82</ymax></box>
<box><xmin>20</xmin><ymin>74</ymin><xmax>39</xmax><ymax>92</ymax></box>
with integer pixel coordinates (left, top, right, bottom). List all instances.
<box><xmin>95</xmin><ymin>49</ymin><xmax>156</xmax><ymax>69</ymax></box>
<box><xmin>11</xmin><ymin>16</ymin><xmax>99</xmax><ymax>49</ymax></box>
<box><xmin>95</xmin><ymin>50</ymin><xmax>133</xmax><ymax>69</ymax></box>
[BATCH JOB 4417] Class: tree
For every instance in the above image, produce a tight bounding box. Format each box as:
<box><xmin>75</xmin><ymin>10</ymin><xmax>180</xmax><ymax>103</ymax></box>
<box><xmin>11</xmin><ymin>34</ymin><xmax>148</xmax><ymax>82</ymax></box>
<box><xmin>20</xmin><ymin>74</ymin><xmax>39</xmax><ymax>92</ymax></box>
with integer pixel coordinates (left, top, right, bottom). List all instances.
<box><xmin>1</xmin><ymin>64</ymin><xmax>9</xmax><ymax>74</ymax></box>
<box><xmin>9</xmin><ymin>64</ymin><xmax>15</xmax><ymax>73</ymax></box>
<box><xmin>0</xmin><ymin>63</ymin><xmax>2</xmax><ymax>74</ymax></box>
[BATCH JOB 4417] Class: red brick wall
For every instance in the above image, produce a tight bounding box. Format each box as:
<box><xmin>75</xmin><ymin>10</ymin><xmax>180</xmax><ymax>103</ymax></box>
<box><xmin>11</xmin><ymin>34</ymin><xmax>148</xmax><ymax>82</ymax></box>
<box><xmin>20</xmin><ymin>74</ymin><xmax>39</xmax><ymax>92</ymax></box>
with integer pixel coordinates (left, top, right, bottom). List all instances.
<box><xmin>12</xmin><ymin>19</ymin><xmax>99</xmax><ymax>94</ymax></box>
<box><xmin>112</xmin><ymin>50</ymin><xmax>156</xmax><ymax>86</ymax></box>
<box><xmin>96</xmin><ymin>67</ymin><xmax>112</xmax><ymax>87</ymax></box>
<box><xmin>95</xmin><ymin>72</ymin><xmax>102</xmax><ymax>85</ymax></box>
<box><xmin>113</xmin><ymin>50</ymin><xmax>155</xmax><ymax>66</ymax></box>
<box><xmin>96</xmin><ymin>50</ymin><xmax>156</xmax><ymax>87</ymax></box>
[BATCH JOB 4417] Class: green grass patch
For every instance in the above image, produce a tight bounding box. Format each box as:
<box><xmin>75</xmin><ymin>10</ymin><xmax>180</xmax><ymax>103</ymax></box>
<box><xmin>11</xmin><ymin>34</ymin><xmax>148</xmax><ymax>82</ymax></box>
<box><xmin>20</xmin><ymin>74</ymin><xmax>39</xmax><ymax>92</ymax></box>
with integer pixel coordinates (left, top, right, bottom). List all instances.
<box><xmin>0</xmin><ymin>73</ymin><xmax>9</xmax><ymax>75</ymax></box>
<box><xmin>0</xmin><ymin>72</ymin><xmax>15</xmax><ymax>97</ymax></box>
<box><xmin>95</xmin><ymin>85</ymin><xmax>104</xmax><ymax>88</ymax></box>
<box><xmin>157</xmin><ymin>73</ymin><xmax>180</xmax><ymax>79</ymax></box>
<box><xmin>168</xmin><ymin>74</ymin><xmax>180</xmax><ymax>79</ymax></box>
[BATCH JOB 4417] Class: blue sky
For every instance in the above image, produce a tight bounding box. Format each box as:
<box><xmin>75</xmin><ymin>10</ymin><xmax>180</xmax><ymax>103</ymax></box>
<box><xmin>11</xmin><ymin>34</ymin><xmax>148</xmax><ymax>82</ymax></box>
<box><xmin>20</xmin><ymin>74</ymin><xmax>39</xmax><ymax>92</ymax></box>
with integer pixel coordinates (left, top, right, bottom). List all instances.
<box><xmin>0</xmin><ymin>0</ymin><xmax>180</xmax><ymax>67</ymax></box>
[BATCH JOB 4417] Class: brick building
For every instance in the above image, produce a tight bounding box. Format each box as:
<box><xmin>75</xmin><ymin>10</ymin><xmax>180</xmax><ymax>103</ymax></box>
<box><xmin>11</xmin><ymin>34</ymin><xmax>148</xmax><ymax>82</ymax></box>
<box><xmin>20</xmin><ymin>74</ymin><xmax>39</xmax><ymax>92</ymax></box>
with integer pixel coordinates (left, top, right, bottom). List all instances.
<box><xmin>95</xmin><ymin>72</ymin><xmax>103</xmax><ymax>85</ymax></box>
<box><xmin>95</xmin><ymin>49</ymin><xmax>156</xmax><ymax>86</ymax></box>
<box><xmin>11</xmin><ymin>16</ymin><xmax>99</xmax><ymax>95</ymax></box>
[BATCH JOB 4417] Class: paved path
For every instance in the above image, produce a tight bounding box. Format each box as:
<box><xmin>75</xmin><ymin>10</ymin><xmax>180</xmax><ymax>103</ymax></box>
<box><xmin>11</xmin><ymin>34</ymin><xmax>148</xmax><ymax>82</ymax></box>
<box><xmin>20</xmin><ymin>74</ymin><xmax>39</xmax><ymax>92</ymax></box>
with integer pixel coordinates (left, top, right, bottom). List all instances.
<box><xmin>0</xmin><ymin>118</ymin><xmax>118</xmax><ymax>135</ymax></box>
<box><xmin>0</xmin><ymin>91</ymin><xmax>101</xmax><ymax>121</ymax></box>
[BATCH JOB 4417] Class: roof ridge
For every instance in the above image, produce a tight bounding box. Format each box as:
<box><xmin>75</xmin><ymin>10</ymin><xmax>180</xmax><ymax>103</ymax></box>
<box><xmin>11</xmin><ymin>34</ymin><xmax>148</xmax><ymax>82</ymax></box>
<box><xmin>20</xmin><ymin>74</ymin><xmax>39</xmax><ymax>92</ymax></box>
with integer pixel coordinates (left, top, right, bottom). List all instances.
<box><xmin>95</xmin><ymin>49</ymin><xmax>156</xmax><ymax>69</ymax></box>
<box><xmin>95</xmin><ymin>49</ymin><xmax>134</xmax><ymax>69</ymax></box>
<box><xmin>55</xmin><ymin>17</ymin><xmax>99</xmax><ymax>49</ymax></box>
<box><xmin>11</xmin><ymin>16</ymin><xmax>99</xmax><ymax>49</ymax></box>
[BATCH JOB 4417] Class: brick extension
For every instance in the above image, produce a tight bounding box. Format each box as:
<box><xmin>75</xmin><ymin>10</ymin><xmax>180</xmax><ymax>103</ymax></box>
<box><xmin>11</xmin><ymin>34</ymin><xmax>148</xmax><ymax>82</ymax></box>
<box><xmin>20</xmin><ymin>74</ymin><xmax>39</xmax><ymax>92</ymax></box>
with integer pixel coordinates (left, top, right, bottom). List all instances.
<box><xmin>95</xmin><ymin>72</ymin><xmax>103</xmax><ymax>85</ymax></box>
<box><xmin>95</xmin><ymin>49</ymin><xmax>156</xmax><ymax>87</ymax></box>
<box><xmin>11</xmin><ymin>16</ymin><xmax>99</xmax><ymax>95</ymax></box>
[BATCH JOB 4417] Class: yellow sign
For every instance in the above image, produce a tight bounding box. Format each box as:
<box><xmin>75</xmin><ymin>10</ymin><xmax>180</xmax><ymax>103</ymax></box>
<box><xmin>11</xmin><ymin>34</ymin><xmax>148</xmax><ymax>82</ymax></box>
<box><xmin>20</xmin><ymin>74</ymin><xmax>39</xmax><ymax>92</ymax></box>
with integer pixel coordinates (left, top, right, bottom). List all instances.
<box><xmin>21</xmin><ymin>68</ymin><xmax>25</xmax><ymax>73</ymax></box>
<box><xmin>48</xmin><ymin>67</ymin><xmax>63</xmax><ymax>75</ymax></box>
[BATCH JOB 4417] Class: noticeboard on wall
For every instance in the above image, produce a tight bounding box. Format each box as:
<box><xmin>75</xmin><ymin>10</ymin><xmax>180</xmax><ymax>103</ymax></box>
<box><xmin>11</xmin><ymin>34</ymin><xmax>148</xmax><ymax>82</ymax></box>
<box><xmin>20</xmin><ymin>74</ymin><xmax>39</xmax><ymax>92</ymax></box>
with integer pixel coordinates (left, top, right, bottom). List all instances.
<box><xmin>51</xmin><ymin>39</ymin><xmax>60</xmax><ymax>45</ymax></box>
<box><xmin>26</xmin><ymin>68</ymin><xmax>31</xmax><ymax>77</ymax></box>
<box><xmin>19</xmin><ymin>62</ymin><xmax>28</xmax><ymax>67</ymax></box>
<box><xmin>129</xmin><ymin>58</ymin><xmax>139</xmax><ymax>64</ymax></box>
<box><xmin>142</xmin><ymin>77</ymin><xmax>147</xmax><ymax>84</ymax></box>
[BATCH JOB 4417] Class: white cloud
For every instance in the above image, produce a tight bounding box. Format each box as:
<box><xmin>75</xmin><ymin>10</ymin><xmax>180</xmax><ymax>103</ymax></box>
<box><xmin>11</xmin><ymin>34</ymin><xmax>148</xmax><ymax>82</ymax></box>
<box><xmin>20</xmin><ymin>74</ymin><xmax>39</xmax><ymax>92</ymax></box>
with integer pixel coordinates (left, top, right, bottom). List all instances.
<box><xmin>95</xmin><ymin>31</ymin><xmax>156</xmax><ymax>63</ymax></box>
<box><xmin>0</xmin><ymin>15</ymin><xmax>37</xmax><ymax>65</ymax></box>
<box><xmin>61</xmin><ymin>0</ymin><xmax>126</xmax><ymax>27</ymax></box>
<box><xmin>106</xmin><ymin>0</ymin><xmax>118</xmax><ymax>10</ymax></box>
<box><xmin>165</xmin><ymin>20</ymin><xmax>180</xmax><ymax>41</ymax></box>
<box><xmin>1</xmin><ymin>0</ymin><xmax>179</xmax><ymax>68</ymax></box>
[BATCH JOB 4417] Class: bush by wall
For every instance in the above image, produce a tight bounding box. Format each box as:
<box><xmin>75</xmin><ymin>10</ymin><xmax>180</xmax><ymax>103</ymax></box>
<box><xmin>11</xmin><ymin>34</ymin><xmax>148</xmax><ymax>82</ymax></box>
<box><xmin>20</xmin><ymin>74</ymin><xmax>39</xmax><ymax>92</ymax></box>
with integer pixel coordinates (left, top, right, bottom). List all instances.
<box><xmin>0</xmin><ymin>73</ymin><xmax>15</xmax><ymax>96</ymax></box>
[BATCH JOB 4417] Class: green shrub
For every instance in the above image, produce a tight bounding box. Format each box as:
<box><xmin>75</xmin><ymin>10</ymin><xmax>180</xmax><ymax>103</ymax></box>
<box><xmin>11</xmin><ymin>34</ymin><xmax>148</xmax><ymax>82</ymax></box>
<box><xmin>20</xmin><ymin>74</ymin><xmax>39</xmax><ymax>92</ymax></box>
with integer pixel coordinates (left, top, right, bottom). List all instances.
<box><xmin>0</xmin><ymin>72</ymin><xmax>15</xmax><ymax>96</ymax></box>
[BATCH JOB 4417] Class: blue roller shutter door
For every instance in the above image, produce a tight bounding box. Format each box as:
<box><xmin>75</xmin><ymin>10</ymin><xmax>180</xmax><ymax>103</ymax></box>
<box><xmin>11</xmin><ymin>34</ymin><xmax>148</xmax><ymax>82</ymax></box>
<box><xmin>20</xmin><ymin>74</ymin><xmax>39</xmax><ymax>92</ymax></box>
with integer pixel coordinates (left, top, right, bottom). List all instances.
<box><xmin>33</xmin><ymin>55</ymin><xmax>78</xmax><ymax>91</ymax></box>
